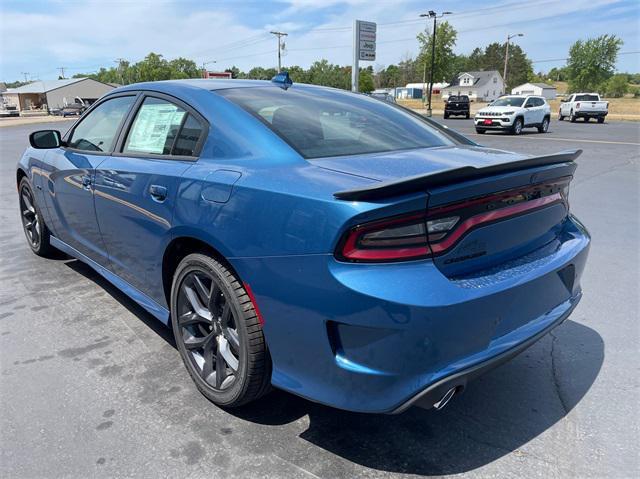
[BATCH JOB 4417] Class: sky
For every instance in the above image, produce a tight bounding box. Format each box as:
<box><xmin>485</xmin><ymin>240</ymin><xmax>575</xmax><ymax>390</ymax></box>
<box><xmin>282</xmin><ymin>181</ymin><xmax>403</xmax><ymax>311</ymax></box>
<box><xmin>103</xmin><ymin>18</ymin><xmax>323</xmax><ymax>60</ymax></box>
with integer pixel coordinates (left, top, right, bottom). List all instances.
<box><xmin>1</xmin><ymin>0</ymin><xmax>638</xmax><ymax>83</ymax></box>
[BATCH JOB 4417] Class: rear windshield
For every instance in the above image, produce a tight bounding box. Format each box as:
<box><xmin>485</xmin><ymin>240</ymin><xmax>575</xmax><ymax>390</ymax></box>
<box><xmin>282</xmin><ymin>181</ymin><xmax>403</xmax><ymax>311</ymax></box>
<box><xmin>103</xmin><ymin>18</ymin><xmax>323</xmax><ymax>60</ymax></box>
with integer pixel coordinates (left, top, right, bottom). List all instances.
<box><xmin>218</xmin><ymin>86</ymin><xmax>454</xmax><ymax>159</ymax></box>
<box><xmin>491</xmin><ymin>97</ymin><xmax>525</xmax><ymax>107</ymax></box>
<box><xmin>449</xmin><ymin>96</ymin><xmax>469</xmax><ymax>102</ymax></box>
<box><xmin>574</xmin><ymin>94</ymin><xmax>599</xmax><ymax>101</ymax></box>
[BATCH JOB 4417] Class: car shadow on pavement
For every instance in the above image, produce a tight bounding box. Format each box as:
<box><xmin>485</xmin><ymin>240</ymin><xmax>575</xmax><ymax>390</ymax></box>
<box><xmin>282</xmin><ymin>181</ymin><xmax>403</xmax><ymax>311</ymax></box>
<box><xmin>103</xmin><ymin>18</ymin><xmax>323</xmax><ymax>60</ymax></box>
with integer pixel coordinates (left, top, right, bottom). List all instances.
<box><xmin>229</xmin><ymin>319</ymin><xmax>603</xmax><ymax>476</ymax></box>
<box><xmin>63</xmin><ymin>259</ymin><xmax>176</xmax><ymax>348</ymax></box>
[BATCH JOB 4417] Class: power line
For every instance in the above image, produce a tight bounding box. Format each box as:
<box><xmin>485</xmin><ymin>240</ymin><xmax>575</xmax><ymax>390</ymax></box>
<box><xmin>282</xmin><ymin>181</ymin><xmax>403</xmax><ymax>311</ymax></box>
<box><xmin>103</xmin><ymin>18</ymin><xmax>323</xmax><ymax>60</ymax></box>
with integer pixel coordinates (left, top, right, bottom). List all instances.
<box><xmin>270</xmin><ymin>31</ymin><xmax>288</xmax><ymax>72</ymax></box>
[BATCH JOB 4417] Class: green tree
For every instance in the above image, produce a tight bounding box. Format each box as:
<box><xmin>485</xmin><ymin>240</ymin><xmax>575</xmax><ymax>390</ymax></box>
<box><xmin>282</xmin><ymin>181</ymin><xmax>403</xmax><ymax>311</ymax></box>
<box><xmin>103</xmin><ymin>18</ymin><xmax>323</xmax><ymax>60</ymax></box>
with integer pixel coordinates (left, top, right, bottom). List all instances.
<box><xmin>416</xmin><ymin>21</ymin><xmax>458</xmax><ymax>84</ymax></box>
<box><xmin>567</xmin><ymin>34</ymin><xmax>623</xmax><ymax>92</ymax></box>
<box><xmin>359</xmin><ymin>66</ymin><xmax>375</xmax><ymax>93</ymax></box>
<box><xmin>482</xmin><ymin>42</ymin><xmax>532</xmax><ymax>88</ymax></box>
<box><xmin>168</xmin><ymin>58</ymin><xmax>200</xmax><ymax>79</ymax></box>
<box><xmin>136</xmin><ymin>53</ymin><xmax>172</xmax><ymax>82</ymax></box>
<box><xmin>604</xmin><ymin>73</ymin><xmax>629</xmax><ymax>97</ymax></box>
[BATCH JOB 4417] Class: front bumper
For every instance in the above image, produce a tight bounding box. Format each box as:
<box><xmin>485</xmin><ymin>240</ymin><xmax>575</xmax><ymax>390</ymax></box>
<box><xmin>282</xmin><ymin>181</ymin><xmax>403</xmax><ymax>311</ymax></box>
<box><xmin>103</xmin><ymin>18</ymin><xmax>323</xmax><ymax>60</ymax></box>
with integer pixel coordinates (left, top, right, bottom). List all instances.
<box><xmin>475</xmin><ymin>116</ymin><xmax>514</xmax><ymax>129</ymax></box>
<box><xmin>232</xmin><ymin>215</ymin><xmax>590</xmax><ymax>413</ymax></box>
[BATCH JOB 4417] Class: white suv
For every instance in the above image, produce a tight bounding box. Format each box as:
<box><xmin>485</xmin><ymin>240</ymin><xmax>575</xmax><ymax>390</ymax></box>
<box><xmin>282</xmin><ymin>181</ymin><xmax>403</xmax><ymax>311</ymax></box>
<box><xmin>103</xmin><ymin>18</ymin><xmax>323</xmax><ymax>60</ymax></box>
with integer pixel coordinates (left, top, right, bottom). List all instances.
<box><xmin>475</xmin><ymin>95</ymin><xmax>551</xmax><ymax>135</ymax></box>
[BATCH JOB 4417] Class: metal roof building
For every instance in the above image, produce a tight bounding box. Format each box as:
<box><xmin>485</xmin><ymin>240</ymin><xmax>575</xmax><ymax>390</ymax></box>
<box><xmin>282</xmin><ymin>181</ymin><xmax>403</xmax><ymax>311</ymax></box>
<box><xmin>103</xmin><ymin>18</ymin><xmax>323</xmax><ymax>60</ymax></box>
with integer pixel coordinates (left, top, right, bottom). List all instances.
<box><xmin>1</xmin><ymin>78</ymin><xmax>115</xmax><ymax>112</ymax></box>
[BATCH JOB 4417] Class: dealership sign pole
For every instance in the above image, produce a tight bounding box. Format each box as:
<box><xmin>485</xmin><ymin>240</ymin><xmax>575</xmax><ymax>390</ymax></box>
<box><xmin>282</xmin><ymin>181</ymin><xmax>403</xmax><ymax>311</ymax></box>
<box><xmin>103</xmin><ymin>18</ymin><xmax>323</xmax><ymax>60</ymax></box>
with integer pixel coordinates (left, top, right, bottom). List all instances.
<box><xmin>352</xmin><ymin>20</ymin><xmax>376</xmax><ymax>92</ymax></box>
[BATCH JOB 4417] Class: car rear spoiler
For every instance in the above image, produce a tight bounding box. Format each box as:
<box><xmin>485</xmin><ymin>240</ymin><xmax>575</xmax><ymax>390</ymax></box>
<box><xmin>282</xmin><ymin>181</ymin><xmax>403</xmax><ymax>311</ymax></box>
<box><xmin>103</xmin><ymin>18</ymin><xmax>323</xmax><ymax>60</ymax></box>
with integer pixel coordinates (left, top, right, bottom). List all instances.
<box><xmin>333</xmin><ymin>149</ymin><xmax>582</xmax><ymax>201</ymax></box>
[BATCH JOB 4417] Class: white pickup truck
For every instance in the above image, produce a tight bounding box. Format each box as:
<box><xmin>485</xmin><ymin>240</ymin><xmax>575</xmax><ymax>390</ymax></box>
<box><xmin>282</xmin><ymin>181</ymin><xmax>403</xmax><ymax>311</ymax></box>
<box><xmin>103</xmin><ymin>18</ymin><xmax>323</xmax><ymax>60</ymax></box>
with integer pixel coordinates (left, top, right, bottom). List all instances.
<box><xmin>558</xmin><ymin>93</ymin><xmax>608</xmax><ymax>123</ymax></box>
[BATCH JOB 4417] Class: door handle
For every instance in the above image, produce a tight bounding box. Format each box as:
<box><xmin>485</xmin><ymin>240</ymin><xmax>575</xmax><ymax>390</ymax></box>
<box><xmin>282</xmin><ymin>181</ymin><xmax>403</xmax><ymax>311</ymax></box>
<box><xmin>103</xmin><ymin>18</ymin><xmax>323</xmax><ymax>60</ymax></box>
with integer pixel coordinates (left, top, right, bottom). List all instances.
<box><xmin>149</xmin><ymin>184</ymin><xmax>168</xmax><ymax>202</ymax></box>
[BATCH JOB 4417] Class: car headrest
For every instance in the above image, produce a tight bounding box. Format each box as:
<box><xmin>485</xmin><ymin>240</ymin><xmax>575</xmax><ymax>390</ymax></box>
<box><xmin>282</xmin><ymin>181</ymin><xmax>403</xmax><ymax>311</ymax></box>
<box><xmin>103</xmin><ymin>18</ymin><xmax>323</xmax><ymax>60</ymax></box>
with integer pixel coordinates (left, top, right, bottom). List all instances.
<box><xmin>271</xmin><ymin>106</ymin><xmax>323</xmax><ymax>148</ymax></box>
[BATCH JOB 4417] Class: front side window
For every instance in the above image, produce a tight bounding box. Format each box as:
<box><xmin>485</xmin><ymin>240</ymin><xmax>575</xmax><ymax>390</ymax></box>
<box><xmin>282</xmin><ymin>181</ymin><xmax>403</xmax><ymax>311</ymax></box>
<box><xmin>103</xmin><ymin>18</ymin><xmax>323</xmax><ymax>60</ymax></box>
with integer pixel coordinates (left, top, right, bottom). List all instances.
<box><xmin>67</xmin><ymin>96</ymin><xmax>135</xmax><ymax>152</ymax></box>
<box><xmin>219</xmin><ymin>86</ymin><xmax>455</xmax><ymax>159</ymax></box>
<box><xmin>124</xmin><ymin>97</ymin><xmax>187</xmax><ymax>155</ymax></box>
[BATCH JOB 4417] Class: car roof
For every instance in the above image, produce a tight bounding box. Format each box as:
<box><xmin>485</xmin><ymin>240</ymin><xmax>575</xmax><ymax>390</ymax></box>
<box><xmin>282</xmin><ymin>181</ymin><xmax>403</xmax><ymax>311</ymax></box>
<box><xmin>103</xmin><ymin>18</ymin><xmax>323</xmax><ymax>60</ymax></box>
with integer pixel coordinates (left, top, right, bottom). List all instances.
<box><xmin>112</xmin><ymin>78</ymin><xmax>310</xmax><ymax>94</ymax></box>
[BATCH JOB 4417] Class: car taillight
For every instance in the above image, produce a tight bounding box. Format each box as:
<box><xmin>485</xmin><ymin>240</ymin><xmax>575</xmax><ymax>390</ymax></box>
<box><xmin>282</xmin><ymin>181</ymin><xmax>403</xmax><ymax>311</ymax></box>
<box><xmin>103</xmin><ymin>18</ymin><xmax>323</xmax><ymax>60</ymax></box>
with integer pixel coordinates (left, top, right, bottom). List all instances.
<box><xmin>337</xmin><ymin>178</ymin><xmax>570</xmax><ymax>263</ymax></box>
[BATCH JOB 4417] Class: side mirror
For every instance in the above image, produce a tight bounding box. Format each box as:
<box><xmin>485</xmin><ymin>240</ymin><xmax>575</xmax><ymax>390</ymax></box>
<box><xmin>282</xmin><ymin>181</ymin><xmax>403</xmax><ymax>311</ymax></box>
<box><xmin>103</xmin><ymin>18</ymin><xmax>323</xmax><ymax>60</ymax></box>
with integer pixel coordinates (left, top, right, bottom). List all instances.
<box><xmin>524</xmin><ymin>103</ymin><xmax>533</xmax><ymax>108</ymax></box>
<box><xmin>29</xmin><ymin>130</ymin><xmax>63</xmax><ymax>149</ymax></box>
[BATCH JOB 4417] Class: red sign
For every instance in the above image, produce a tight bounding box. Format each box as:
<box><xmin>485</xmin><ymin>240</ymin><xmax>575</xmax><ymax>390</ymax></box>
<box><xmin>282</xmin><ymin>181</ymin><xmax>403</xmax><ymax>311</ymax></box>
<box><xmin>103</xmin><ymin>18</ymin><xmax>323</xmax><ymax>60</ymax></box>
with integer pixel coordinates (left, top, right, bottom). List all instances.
<box><xmin>203</xmin><ymin>71</ymin><xmax>232</xmax><ymax>79</ymax></box>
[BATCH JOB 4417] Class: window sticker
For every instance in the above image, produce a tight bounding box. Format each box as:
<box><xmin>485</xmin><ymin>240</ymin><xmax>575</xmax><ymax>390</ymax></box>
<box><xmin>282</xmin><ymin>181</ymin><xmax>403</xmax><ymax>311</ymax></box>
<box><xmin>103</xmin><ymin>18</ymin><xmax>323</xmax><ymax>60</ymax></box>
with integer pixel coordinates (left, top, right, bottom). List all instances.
<box><xmin>126</xmin><ymin>102</ymin><xmax>186</xmax><ymax>154</ymax></box>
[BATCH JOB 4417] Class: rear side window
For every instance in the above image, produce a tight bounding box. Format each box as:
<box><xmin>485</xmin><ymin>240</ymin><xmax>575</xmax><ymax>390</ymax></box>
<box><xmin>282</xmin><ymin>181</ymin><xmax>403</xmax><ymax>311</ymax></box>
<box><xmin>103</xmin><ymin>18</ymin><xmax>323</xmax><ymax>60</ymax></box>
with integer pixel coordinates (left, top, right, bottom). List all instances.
<box><xmin>68</xmin><ymin>96</ymin><xmax>135</xmax><ymax>152</ymax></box>
<box><xmin>218</xmin><ymin>87</ymin><xmax>454</xmax><ymax>159</ymax></box>
<box><xmin>124</xmin><ymin>97</ymin><xmax>187</xmax><ymax>155</ymax></box>
<box><xmin>173</xmin><ymin>115</ymin><xmax>203</xmax><ymax>156</ymax></box>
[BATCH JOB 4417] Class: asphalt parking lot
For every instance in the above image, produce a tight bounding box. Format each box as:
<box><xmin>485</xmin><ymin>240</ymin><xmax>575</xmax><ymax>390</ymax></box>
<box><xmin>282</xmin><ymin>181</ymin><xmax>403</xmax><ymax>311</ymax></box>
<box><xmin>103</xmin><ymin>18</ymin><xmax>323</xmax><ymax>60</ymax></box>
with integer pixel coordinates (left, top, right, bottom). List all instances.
<box><xmin>1</xmin><ymin>117</ymin><xmax>638</xmax><ymax>479</ymax></box>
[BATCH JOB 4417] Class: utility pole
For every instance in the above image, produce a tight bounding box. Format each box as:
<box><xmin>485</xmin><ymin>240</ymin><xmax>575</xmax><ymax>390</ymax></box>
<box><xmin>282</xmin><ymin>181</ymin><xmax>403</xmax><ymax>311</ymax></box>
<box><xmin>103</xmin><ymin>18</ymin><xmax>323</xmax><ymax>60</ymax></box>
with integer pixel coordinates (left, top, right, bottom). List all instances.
<box><xmin>419</xmin><ymin>11</ymin><xmax>451</xmax><ymax>117</ymax></box>
<box><xmin>201</xmin><ymin>60</ymin><xmax>217</xmax><ymax>78</ymax></box>
<box><xmin>503</xmin><ymin>33</ymin><xmax>523</xmax><ymax>92</ymax></box>
<box><xmin>57</xmin><ymin>67</ymin><xmax>67</xmax><ymax>79</ymax></box>
<box><xmin>270</xmin><ymin>31</ymin><xmax>288</xmax><ymax>72</ymax></box>
<box><xmin>114</xmin><ymin>58</ymin><xmax>127</xmax><ymax>84</ymax></box>
<box><xmin>21</xmin><ymin>72</ymin><xmax>30</xmax><ymax>83</ymax></box>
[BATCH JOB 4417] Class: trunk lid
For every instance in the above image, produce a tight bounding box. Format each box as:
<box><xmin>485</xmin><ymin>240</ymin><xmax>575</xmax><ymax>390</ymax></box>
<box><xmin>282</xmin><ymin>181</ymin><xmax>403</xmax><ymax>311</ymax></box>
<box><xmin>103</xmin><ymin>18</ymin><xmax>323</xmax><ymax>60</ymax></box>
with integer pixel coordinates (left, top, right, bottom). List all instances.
<box><xmin>324</xmin><ymin>146</ymin><xmax>578</xmax><ymax>278</ymax></box>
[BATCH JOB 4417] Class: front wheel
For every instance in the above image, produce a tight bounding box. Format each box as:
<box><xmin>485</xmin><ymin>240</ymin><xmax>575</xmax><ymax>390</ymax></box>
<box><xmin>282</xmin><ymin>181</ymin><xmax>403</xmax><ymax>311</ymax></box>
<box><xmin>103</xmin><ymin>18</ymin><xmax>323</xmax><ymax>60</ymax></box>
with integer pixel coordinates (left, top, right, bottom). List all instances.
<box><xmin>443</xmin><ymin>112</ymin><xmax>449</xmax><ymax>119</ymax></box>
<box><xmin>475</xmin><ymin>128</ymin><xmax>486</xmax><ymax>134</ymax></box>
<box><xmin>511</xmin><ymin>118</ymin><xmax>523</xmax><ymax>135</ymax></box>
<box><xmin>569</xmin><ymin>111</ymin><xmax>576</xmax><ymax>122</ymax></box>
<box><xmin>171</xmin><ymin>253</ymin><xmax>271</xmax><ymax>407</ymax></box>
<box><xmin>538</xmin><ymin>117</ymin><xmax>550</xmax><ymax>133</ymax></box>
<box><xmin>465</xmin><ymin>112</ymin><xmax>470</xmax><ymax>119</ymax></box>
<box><xmin>558</xmin><ymin>110</ymin><xmax>564</xmax><ymax>121</ymax></box>
<box><xmin>18</xmin><ymin>177</ymin><xmax>55</xmax><ymax>257</ymax></box>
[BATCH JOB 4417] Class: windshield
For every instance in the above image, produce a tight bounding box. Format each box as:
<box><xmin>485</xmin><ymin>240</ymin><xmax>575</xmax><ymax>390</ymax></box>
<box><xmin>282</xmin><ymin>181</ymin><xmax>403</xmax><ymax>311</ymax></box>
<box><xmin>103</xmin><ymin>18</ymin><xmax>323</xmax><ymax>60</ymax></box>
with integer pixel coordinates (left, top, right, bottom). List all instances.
<box><xmin>575</xmin><ymin>94</ymin><xmax>599</xmax><ymax>101</ymax></box>
<box><xmin>449</xmin><ymin>96</ymin><xmax>469</xmax><ymax>102</ymax></box>
<box><xmin>218</xmin><ymin>86</ymin><xmax>455</xmax><ymax>159</ymax></box>
<box><xmin>490</xmin><ymin>97</ymin><xmax>525</xmax><ymax>107</ymax></box>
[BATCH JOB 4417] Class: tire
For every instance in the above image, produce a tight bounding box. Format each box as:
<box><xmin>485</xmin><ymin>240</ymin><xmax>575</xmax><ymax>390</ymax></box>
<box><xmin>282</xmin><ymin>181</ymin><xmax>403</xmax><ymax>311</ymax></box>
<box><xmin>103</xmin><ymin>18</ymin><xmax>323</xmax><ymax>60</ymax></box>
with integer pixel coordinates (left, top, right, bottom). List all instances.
<box><xmin>598</xmin><ymin>116</ymin><xmax>605</xmax><ymax>124</ymax></box>
<box><xmin>18</xmin><ymin>177</ymin><xmax>55</xmax><ymax>257</ymax></box>
<box><xmin>558</xmin><ymin>110</ymin><xmax>564</xmax><ymax>121</ymax></box>
<box><xmin>475</xmin><ymin>128</ymin><xmax>486</xmax><ymax>134</ymax></box>
<box><xmin>171</xmin><ymin>253</ymin><xmax>271</xmax><ymax>408</ymax></box>
<box><xmin>511</xmin><ymin>117</ymin><xmax>523</xmax><ymax>135</ymax></box>
<box><xmin>569</xmin><ymin>111</ymin><xmax>576</xmax><ymax>123</ymax></box>
<box><xmin>444</xmin><ymin>112</ymin><xmax>449</xmax><ymax>119</ymax></box>
<box><xmin>538</xmin><ymin>117</ymin><xmax>550</xmax><ymax>133</ymax></box>
<box><xmin>465</xmin><ymin>113</ymin><xmax>470</xmax><ymax>119</ymax></box>
<box><xmin>584</xmin><ymin>117</ymin><xmax>590</xmax><ymax>122</ymax></box>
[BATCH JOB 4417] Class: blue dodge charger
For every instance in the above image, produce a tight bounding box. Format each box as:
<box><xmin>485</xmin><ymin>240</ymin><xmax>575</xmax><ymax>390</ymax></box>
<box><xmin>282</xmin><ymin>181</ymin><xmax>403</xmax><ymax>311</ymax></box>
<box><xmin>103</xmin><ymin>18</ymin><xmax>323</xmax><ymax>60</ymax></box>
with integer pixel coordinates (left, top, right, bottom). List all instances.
<box><xmin>17</xmin><ymin>75</ymin><xmax>590</xmax><ymax>413</ymax></box>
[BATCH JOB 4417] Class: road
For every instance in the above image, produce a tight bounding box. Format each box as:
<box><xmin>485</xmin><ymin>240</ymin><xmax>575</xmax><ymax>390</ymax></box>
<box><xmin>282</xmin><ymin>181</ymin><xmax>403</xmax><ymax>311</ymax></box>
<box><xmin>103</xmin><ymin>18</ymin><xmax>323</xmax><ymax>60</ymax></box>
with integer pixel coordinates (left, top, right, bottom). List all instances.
<box><xmin>1</xmin><ymin>118</ymin><xmax>638</xmax><ymax>479</ymax></box>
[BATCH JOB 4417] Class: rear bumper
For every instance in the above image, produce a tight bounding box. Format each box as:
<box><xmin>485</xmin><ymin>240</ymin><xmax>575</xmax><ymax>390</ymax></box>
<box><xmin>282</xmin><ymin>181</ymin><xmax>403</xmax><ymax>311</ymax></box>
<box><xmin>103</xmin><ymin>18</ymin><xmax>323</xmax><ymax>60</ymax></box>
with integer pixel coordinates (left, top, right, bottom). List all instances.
<box><xmin>575</xmin><ymin>111</ymin><xmax>608</xmax><ymax>117</ymax></box>
<box><xmin>390</xmin><ymin>294</ymin><xmax>579</xmax><ymax>413</ymax></box>
<box><xmin>232</xmin><ymin>215</ymin><xmax>590</xmax><ymax>413</ymax></box>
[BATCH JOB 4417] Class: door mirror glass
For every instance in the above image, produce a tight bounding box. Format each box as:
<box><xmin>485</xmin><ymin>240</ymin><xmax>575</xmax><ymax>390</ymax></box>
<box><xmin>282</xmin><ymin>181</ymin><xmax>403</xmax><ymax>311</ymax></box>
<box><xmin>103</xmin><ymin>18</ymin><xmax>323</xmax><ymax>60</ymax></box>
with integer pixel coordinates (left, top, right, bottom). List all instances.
<box><xmin>29</xmin><ymin>130</ymin><xmax>62</xmax><ymax>149</ymax></box>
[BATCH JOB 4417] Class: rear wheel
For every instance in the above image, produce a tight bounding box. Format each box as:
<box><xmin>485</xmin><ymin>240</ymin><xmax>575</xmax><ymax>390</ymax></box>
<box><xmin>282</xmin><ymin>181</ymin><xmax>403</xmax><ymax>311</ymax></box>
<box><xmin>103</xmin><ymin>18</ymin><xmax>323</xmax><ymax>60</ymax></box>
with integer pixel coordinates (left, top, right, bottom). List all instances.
<box><xmin>511</xmin><ymin>118</ymin><xmax>523</xmax><ymax>135</ymax></box>
<box><xmin>171</xmin><ymin>253</ymin><xmax>271</xmax><ymax>407</ymax></box>
<box><xmin>597</xmin><ymin>116</ymin><xmax>605</xmax><ymax>124</ymax></box>
<box><xmin>538</xmin><ymin>117</ymin><xmax>549</xmax><ymax>133</ymax></box>
<box><xmin>558</xmin><ymin>110</ymin><xmax>564</xmax><ymax>121</ymax></box>
<box><xmin>18</xmin><ymin>177</ymin><xmax>54</xmax><ymax>257</ymax></box>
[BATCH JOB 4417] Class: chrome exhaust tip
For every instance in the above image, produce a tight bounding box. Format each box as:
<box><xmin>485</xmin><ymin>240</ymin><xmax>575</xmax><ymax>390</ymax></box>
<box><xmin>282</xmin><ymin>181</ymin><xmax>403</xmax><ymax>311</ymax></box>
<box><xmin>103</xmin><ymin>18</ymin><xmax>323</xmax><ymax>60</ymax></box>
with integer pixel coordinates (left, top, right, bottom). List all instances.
<box><xmin>433</xmin><ymin>387</ymin><xmax>457</xmax><ymax>410</ymax></box>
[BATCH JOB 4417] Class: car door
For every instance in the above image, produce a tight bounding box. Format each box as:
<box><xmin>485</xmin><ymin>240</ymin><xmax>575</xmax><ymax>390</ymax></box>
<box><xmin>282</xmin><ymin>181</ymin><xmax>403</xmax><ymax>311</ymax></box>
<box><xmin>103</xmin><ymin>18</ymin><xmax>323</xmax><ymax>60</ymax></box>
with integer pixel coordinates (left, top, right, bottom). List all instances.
<box><xmin>41</xmin><ymin>94</ymin><xmax>138</xmax><ymax>264</ymax></box>
<box><xmin>93</xmin><ymin>93</ymin><xmax>207</xmax><ymax>304</ymax></box>
<box><xmin>524</xmin><ymin>97</ymin><xmax>544</xmax><ymax>125</ymax></box>
<box><xmin>561</xmin><ymin>95</ymin><xmax>572</xmax><ymax>116</ymax></box>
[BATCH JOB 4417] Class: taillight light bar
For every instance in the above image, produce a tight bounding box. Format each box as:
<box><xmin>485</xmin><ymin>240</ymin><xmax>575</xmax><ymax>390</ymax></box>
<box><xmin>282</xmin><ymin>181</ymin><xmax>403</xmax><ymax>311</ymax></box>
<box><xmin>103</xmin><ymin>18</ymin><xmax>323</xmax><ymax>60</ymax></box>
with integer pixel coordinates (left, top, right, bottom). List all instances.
<box><xmin>337</xmin><ymin>178</ymin><xmax>570</xmax><ymax>263</ymax></box>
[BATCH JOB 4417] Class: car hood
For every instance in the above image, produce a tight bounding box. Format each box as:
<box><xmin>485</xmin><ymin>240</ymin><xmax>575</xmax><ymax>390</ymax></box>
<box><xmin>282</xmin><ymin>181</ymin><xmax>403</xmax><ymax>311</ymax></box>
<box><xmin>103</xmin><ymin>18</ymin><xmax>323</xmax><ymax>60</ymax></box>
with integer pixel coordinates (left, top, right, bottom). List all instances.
<box><xmin>477</xmin><ymin>105</ymin><xmax>521</xmax><ymax>114</ymax></box>
<box><xmin>310</xmin><ymin>145</ymin><xmax>529</xmax><ymax>182</ymax></box>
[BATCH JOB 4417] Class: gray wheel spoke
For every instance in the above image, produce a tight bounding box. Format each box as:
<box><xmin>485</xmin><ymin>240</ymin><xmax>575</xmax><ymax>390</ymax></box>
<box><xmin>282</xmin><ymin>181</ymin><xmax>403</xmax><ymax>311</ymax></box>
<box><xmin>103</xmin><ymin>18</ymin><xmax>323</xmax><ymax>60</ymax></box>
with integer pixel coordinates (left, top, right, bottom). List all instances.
<box><xmin>184</xmin><ymin>285</ymin><xmax>212</xmax><ymax>321</ymax></box>
<box><xmin>224</xmin><ymin>327</ymin><xmax>240</xmax><ymax>352</ymax></box>
<box><xmin>184</xmin><ymin>331</ymin><xmax>215</xmax><ymax>350</ymax></box>
<box><xmin>200</xmin><ymin>336</ymin><xmax>216</xmax><ymax>381</ymax></box>
<box><xmin>22</xmin><ymin>193</ymin><xmax>34</xmax><ymax>213</ymax></box>
<box><xmin>215</xmin><ymin>346</ymin><xmax>227</xmax><ymax>388</ymax></box>
<box><xmin>179</xmin><ymin>311</ymin><xmax>208</xmax><ymax>327</ymax></box>
<box><xmin>219</xmin><ymin>302</ymin><xmax>231</xmax><ymax>326</ymax></box>
<box><xmin>218</xmin><ymin>336</ymin><xmax>239</xmax><ymax>371</ymax></box>
<box><xmin>192</xmin><ymin>274</ymin><xmax>210</xmax><ymax>305</ymax></box>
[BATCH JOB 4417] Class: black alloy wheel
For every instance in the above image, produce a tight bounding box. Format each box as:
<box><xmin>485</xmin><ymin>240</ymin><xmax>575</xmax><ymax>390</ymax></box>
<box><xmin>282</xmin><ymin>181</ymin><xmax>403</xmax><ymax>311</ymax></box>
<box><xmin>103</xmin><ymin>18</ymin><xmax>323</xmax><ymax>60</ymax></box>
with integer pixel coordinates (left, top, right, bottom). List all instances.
<box><xmin>18</xmin><ymin>177</ymin><xmax>53</xmax><ymax>256</ymax></box>
<box><xmin>171</xmin><ymin>253</ymin><xmax>271</xmax><ymax>407</ymax></box>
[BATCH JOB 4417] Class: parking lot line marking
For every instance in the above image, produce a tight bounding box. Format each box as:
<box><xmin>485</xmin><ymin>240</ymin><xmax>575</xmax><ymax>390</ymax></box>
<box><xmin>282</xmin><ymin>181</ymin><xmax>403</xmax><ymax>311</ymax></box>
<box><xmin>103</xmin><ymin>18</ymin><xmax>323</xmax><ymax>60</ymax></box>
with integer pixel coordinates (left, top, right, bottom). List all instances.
<box><xmin>466</xmin><ymin>134</ymin><xmax>640</xmax><ymax>146</ymax></box>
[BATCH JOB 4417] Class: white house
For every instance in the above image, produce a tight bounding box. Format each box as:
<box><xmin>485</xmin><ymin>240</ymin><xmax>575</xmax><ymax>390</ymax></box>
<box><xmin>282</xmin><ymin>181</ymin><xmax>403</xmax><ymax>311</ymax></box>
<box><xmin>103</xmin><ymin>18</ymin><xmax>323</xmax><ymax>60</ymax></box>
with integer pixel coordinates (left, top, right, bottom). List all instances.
<box><xmin>441</xmin><ymin>71</ymin><xmax>504</xmax><ymax>102</ymax></box>
<box><xmin>511</xmin><ymin>82</ymin><xmax>557</xmax><ymax>99</ymax></box>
